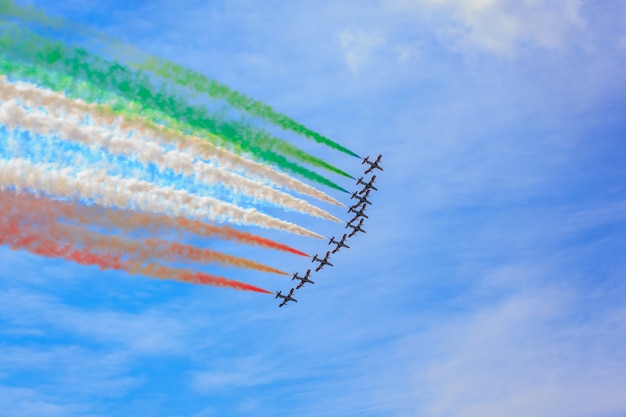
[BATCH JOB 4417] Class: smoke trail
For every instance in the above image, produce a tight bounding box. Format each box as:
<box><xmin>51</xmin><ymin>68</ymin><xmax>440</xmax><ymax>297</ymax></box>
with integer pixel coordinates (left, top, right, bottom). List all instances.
<box><xmin>126</xmin><ymin>261</ymin><xmax>272</xmax><ymax>293</ymax></box>
<box><xmin>0</xmin><ymin>98</ymin><xmax>341</xmax><ymax>222</ymax></box>
<box><xmin>0</xmin><ymin>158</ymin><xmax>324</xmax><ymax>238</ymax></box>
<box><xmin>0</xmin><ymin>76</ymin><xmax>344</xmax><ymax>206</ymax></box>
<box><xmin>0</xmin><ymin>213</ymin><xmax>272</xmax><ymax>293</ymax></box>
<box><xmin>50</xmin><ymin>223</ymin><xmax>289</xmax><ymax>275</ymax></box>
<box><xmin>0</xmin><ymin>0</ymin><xmax>360</xmax><ymax>158</ymax></box>
<box><xmin>0</xmin><ymin>188</ymin><xmax>309</xmax><ymax>256</ymax></box>
<box><xmin>0</xmin><ymin>24</ymin><xmax>353</xmax><ymax>186</ymax></box>
<box><xmin>0</xmin><ymin>53</ymin><xmax>348</xmax><ymax>193</ymax></box>
<box><xmin>138</xmin><ymin>58</ymin><xmax>361</xmax><ymax>158</ymax></box>
<box><xmin>1</xmin><ymin>199</ymin><xmax>287</xmax><ymax>274</ymax></box>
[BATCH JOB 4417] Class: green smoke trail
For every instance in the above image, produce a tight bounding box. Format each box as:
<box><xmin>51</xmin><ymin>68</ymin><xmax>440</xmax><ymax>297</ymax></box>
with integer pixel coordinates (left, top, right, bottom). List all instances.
<box><xmin>137</xmin><ymin>58</ymin><xmax>361</xmax><ymax>159</ymax></box>
<box><xmin>0</xmin><ymin>25</ymin><xmax>349</xmax><ymax>192</ymax></box>
<box><xmin>0</xmin><ymin>23</ymin><xmax>351</xmax><ymax>180</ymax></box>
<box><xmin>0</xmin><ymin>13</ymin><xmax>354</xmax><ymax>180</ymax></box>
<box><xmin>0</xmin><ymin>0</ymin><xmax>360</xmax><ymax>159</ymax></box>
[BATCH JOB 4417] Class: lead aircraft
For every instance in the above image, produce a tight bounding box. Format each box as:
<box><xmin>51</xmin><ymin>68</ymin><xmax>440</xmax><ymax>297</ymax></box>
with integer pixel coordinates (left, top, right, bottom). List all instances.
<box><xmin>276</xmin><ymin>288</ymin><xmax>298</xmax><ymax>307</ymax></box>
<box><xmin>363</xmin><ymin>154</ymin><xmax>383</xmax><ymax>174</ymax></box>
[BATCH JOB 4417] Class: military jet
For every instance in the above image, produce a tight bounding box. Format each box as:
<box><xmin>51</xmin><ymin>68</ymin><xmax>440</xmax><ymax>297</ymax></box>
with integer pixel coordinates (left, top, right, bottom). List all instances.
<box><xmin>356</xmin><ymin>175</ymin><xmax>378</xmax><ymax>193</ymax></box>
<box><xmin>346</xmin><ymin>218</ymin><xmax>366</xmax><ymax>237</ymax></box>
<box><xmin>362</xmin><ymin>154</ymin><xmax>383</xmax><ymax>174</ymax></box>
<box><xmin>329</xmin><ymin>234</ymin><xmax>350</xmax><ymax>254</ymax></box>
<box><xmin>312</xmin><ymin>251</ymin><xmax>334</xmax><ymax>272</ymax></box>
<box><xmin>348</xmin><ymin>203</ymin><xmax>369</xmax><ymax>219</ymax></box>
<box><xmin>347</xmin><ymin>213</ymin><xmax>361</xmax><ymax>226</ymax></box>
<box><xmin>276</xmin><ymin>288</ymin><xmax>298</xmax><ymax>307</ymax></box>
<box><xmin>292</xmin><ymin>269</ymin><xmax>314</xmax><ymax>289</ymax></box>
<box><xmin>350</xmin><ymin>189</ymin><xmax>372</xmax><ymax>206</ymax></box>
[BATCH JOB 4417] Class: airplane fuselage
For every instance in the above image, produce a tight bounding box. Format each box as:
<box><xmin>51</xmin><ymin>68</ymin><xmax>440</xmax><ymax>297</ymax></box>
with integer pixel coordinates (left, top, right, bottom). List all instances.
<box><xmin>330</xmin><ymin>239</ymin><xmax>349</xmax><ymax>249</ymax></box>
<box><xmin>359</xmin><ymin>184</ymin><xmax>378</xmax><ymax>193</ymax></box>
<box><xmin>349</xmin><ymin>208</ymin><xmax>368</xmax><ymax>218</ymax></box>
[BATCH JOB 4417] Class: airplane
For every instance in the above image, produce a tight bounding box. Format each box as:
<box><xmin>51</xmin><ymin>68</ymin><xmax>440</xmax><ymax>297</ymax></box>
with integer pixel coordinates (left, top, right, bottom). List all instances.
<box><xmin>276</xmin><ymin>288</ymin><xmax>298</xmax><ymax>307</ymax></box>
<box><xmin>350</xmin><ymin>189</ymin><xmax>372</xmax><ymax>206</ymax></box>
<box><xmin>356</xmin><ymin>175</ymin><xmax>378</xmax><ymax>193</ymax></box>
<box><xmin>346</xmin><ymin>213</ymin><xmax>361</xmax><ymax>226</ymax></box>
<box><xmin>292</xmin><ymin>269</ymin><xmax>314</xmax><ymax>289</ymax></box>
<box><xmin>362</xmin><ymin>154</ymin><xmax>383</xmax><ymax>174</ymax></box>
<box><xmin>329</xmin><ymin>234</ymin><xmax>350</xmax><ymax>254</ymax></box>
<box><xmin>346</xmin><ymin>218</ymin><xmax>366</xmax><ymax>237</ymax></box>
<box><xmin>312</xmin><ymin>251</ymin><xmax>334</xmax><ymax>272</ymax></box>
<box><xmin>347</xmin><ymin>203</ymin><xmax>369</xmax><ymax>219</ymax></box>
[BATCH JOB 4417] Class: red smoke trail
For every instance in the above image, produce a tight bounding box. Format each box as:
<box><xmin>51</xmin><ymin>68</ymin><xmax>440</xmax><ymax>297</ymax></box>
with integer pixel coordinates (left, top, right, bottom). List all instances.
<box><xmin>0</xmin><ymin>216</ymin><xmax>125</xmax><ymax>270</ymax></box>
<box><xmin>45</xmin><ymin>222</ymin><xmax>289</xmax><ymax>276</ymax></box>
<box><xmin>0</xmin><ymin>189</ymin><xmax>308</xmax><ymax>256</ymax></box>
<box><xmin>127</xmin><ymin>262</ymin><xmax>273</xmax><ymax>294</ymax></box>
<box><xmin>0</xmin><ymin>212</ymin><xmax>272</xmax><ymax>294</ymax></box>
<box><xmin>1</xmin><ymin>191</ymin><xmax>288</xmax><ymax>274</ymax></box>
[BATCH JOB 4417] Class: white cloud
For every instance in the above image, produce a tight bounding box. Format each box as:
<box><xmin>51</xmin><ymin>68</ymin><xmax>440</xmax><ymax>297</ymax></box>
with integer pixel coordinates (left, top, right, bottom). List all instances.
<box><xmin>407</xmin><ymin>287</ymin><xmax>626</xmax><ymax>417</ymax></box>
<box><xmin>339</xmin><ymin>28</ymin><xmax>386</xmax><ymax>73</ymax></box>
<box><xmin>386</xmin><ymin>0</ymin><xmax>586</xmax><ymax>55</ymax></box>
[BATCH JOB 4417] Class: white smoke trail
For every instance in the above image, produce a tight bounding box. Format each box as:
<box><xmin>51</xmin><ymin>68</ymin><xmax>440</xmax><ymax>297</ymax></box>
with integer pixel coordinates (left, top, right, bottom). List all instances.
<box><xmin>0</xmin><ymin>97</ymin><xmax>340</xmax><ymax>222</ymax></box>
<box><xmin>0</xmin><ymin>158</ymin><xmax>323</xmax><ymax>238</ymax></box>
<box><xmin>0</xmin><ymin>76</ymin><xmax>343</xmax><ymax>207</ymax></box>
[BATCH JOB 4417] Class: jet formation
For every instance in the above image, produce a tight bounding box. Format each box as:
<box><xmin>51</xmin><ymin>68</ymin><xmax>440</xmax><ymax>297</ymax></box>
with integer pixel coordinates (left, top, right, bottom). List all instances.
<box><xmin>276</xmin><ymin>154</ymin><xmax>382</xmax><ymax>307</ymax></box>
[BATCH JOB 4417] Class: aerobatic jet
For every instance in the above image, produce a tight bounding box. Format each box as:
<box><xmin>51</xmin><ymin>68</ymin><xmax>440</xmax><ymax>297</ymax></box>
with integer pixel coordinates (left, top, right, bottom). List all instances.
<box><xmin>276</xmin><ymin>288</ymin><xmax>298</xmax><ymax>307</ymax></box>
<box><xmin>347</xmin><ymin>213</ymin><xmax>361</xmax><ymax>226</ymax></box>
<box><xmin>312</xmin><ymin>251</ymin><xmax>334</xmax><ymax>272</ymax></box>
<box><xmin>292</xmin><ymin>269</ymin><xmax>314</xmax><ymax>289</ymax></box>
<box><xmin>348</xmin><ymin>203</ymin><xmax>369</xmax><ymax>219</ymax></box>
<box><xmin>356</xmin><ymin>175</ymin><xmax>378</xmax><ymax>193</ymax></box>
<box><xmin>346</xmin><ymin>218</ymin><xmax>366</xmax><ymax>237</ymax></box>
<box><xmin>362</xmin><ymin>154</ymin><xmax>383</xmax><ymax>174</ymax></box>
<box><xmin>350</xmin><ymin>189</ymin><xmax>371</xmax><ymax>206</ymax></box>
<box><xmin>329</xmin><ymin>234</ymin><xmax>350</xmax><ymax>254</ymax></box>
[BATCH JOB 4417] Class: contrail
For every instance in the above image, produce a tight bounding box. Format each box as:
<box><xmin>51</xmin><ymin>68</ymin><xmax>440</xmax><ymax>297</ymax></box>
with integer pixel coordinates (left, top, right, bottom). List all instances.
<box><xmin>0</xmin><ymin>188</ymin><xmax>310</xmax><ymax>256</ymax></box>
<box><xmin>0</xmin><ymin>158</ymin><xmax>324</xmax><ymax>238</ymax></box>
<box><xmin>0</xmin><ymin>213</ymin><xmax>272</xmax><ymax>293</ymax></box>
<box><xmin>0</xmin><ymin>98</ymin><xmax>341</xmax><ymax>222</ymax></box>
<box><xmin>0</xmin><ymin>76</ymin><xmax>344</xmax><ymax>206</ymax></box>
<box><xmin>0</xmin><ymin>24</ymin><xmax>353</xmax><ymax>187</ymax></box>
<box><xmin>0</xmin><ymin>0</ymin><xmax>360</xmax><ymax>158</ymax></box>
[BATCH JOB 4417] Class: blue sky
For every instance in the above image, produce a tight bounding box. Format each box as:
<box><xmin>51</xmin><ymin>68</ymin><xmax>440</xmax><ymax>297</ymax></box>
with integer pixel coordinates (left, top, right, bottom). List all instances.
<box><xmin>2</xmin><ymin>1</ymin><xmax>626</xmax><ymax>416</ymax></box>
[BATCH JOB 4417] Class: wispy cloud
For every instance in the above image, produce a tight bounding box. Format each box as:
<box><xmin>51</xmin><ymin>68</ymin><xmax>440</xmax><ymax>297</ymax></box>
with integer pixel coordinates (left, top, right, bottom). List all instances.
<box><xmin>339</xmin><ymin>27</ymin><xmax>386</xmax><ymax>73</ymax></box>
<box><xmin>386</xmin><ymin>0</ymin><xmax>587</xmax><ymax>56</ymax></box>
<box><xmin>409</xmin><ymin>285</ymin><xmax>626</xmax><ymax>417</ymax></box>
